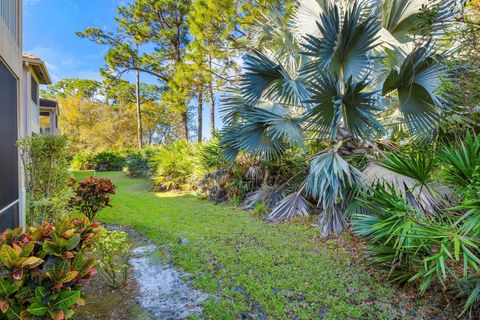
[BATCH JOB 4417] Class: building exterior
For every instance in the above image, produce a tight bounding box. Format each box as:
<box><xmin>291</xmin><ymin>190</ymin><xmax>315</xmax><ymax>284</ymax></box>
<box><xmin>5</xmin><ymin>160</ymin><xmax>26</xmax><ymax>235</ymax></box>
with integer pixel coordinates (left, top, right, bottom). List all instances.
<box><xmin>21</xmin><ymin>53</ymin><xmax>52</xmax><ymax>135</ymax></box>
<box><xmin>39</xmin><ymin>98</ymin><xmax>59</xmax><ymax>135</ymax></box>
<box><xmin>0</xmin><ymin>0</ymin><xmax>23</xmax><ymax>230</ymax></box>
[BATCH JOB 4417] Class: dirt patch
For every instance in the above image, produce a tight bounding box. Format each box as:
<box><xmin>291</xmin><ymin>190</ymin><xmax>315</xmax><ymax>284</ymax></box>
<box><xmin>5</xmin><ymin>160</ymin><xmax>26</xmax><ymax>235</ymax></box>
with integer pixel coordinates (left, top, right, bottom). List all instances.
<box><xmin>75</xmin><ymin>225</ymin><xmax>207</xmax><ymax>320</ymax></box>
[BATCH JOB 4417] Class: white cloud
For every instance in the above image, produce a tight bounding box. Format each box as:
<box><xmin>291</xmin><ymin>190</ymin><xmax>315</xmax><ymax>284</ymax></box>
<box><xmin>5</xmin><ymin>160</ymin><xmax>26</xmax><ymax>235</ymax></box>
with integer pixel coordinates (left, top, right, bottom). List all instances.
<box><xmin>25</xmin><ymin>45</ymin><xmax>103</xmax><ymax>83</ymax></box>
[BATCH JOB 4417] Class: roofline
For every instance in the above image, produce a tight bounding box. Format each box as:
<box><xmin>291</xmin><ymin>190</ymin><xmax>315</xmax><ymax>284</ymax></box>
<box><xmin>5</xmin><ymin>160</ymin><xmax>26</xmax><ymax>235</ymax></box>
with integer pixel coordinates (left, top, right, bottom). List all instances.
<box><xmin>22</xmin><ymin>56</ymin><xmax>52</xmax><ymax>85</ymax></box>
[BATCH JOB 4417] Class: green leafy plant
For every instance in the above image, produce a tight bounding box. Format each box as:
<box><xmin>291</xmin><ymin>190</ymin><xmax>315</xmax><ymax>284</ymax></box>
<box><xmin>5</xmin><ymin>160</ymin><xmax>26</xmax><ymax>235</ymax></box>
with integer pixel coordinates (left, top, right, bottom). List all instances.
<box><xmin>439</xmin><ymin>132</ymin><xmax>480</xmax><ymax>188</ymax></box>
<box><xmin>91</xmin><ymin>151</ymin><xmax>126</xmax><ymax>172</ymax></box>
<box><xmin>150</xmin><ymin>141</ymin><xmax>202</xmax><ymax>191</ymax></box>
<box><xmin>125</xmin><ymin>147</ymin><xmax>159</xmax><ymax>178</ymax></box>
<box><xmin>220</xmin><ymin>0</ymin><xmax>459</xmax><ymax>235</ymax></box>
<box><xmin>353</xmin><ymin>182</ymin><xmax>480</xmax><ymax>314</ymax></box>
<box><xmin>17</xmin><ymin>135</ymin><xmax>73</xmax><ymax>225</ymax></box>
<box><xmin>92</xmin><ymin>230</ymin><xmax>131</xmax><ymax>288</ymax></box>
<box><xmin>70</xmin><ymin>177</ymin><xmax>116</xmax><ymax>220</ymax></box>
<box><xmin>253</xmin><ymin>202</ymin><xmax>269</xmax><ymax>216</ymax></box>
<box><xmin>70</xmin><ymin>152</ymin><xmax>94</xmax><ymax>171</ymax></box>
<box><xmin>0</xmin><ymin>217</ymin><xmax>101</xmax><ymax>319</ymax></box>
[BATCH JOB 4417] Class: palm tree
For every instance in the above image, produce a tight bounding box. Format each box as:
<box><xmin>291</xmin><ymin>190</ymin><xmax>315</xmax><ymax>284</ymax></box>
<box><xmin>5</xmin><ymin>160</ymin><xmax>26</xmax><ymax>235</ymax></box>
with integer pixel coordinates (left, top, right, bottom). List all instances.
<box><xmin>220</xmin><ymin>0</ymin><xmax>460</xmax><ymax>236</ymax></box>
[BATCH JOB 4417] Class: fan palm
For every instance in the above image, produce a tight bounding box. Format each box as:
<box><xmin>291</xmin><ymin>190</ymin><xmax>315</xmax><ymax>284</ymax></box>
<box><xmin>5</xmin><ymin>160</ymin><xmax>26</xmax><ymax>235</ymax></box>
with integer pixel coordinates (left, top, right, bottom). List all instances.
<box><xmin>221</xmin><ymin>0</ymin><xmax>459</xmax><ymax>236</ymax></box>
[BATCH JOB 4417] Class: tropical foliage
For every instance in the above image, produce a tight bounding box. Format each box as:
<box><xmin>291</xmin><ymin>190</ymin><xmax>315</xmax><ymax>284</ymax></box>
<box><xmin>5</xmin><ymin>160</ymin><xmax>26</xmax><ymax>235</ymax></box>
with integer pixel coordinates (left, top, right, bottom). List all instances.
<box><xmin>70</xmin><ymin>177</ymin><xmax>117</xmax><ymax>221</ymax></box>
<box><xmin>221</xmin><ymin>0</ymin><xmax>460</xmax><ymax>236</ymax></box>
<box><xmin>150</xmin><ymin>141</ymin><xmax>203</xmax><ymax>191</ymax></box>
<box><xmin>0</xmin><ymin>217</ymin><xmax>101</xmax><ymax>319</ymax></box>
<box><xmin>353</xmin><ymin>132</ymin><xmax>480</xmax><ymax>314</ymax></box>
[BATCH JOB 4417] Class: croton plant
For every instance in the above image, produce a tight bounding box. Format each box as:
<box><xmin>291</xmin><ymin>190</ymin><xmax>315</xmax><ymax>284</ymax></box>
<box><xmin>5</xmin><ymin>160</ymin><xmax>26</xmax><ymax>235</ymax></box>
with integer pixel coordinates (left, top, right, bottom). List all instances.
<box><xmin>69</xmin><ymin>177</ymin><xmax>116</xmax><ymax>221</ymax></box>
<box><xmin>0</xmin><ymin>217</ymin><xmax>101</xmax><ymax>319</ymax></box>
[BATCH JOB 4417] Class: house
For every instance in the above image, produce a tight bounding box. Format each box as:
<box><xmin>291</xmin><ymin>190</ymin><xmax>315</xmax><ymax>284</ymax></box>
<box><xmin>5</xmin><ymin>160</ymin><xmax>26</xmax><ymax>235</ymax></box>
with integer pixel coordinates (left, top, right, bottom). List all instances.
<box><xmin>0</xmin><ymin>0</ymin><xmax>23</xmax><ymax>230</ymax></box>
<box><xmin>21</xmin><ymin>53</ymin><xmax>53</xmax><ymax>135</ymax></box>
<box><xmin>39</xmin><ymin>98</ymin><xmax>59</xmax><ymax>135</ymax></box>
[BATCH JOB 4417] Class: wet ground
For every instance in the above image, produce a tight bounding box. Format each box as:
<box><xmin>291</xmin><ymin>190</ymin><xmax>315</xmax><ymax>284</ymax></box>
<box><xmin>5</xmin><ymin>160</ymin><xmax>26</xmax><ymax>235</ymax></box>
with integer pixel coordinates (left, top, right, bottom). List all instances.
<box><xmin>75</xmin><ymin>226</ymin><xmax>207</xmax><ymax>320</ymax></box>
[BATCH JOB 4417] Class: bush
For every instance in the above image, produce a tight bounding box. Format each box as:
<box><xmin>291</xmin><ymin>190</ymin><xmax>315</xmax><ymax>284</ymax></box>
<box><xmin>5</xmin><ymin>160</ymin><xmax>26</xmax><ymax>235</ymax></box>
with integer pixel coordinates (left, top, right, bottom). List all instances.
<box><xmin>70</xmin><ymin>152</ymin><xmax>94</xmax><ymax>170</ymax></box>
<box><xmin>150</xmin><ymin>141</ymin><xmax>202</xmax><ymax>191</ymax></box>
<box><xmin>0</xmin><ymin>217</ymin><xmax>101</xmax><ymax>319</ymax></box>
<box><xmin>125</xmin><ymin>147</ymin><xmax>159</xmax><ymax>178</ymax></box>
<box><xmin>91</xmin><ymin>151</ymin><xmax>125</xmax><ymax>172</ymax></box>
<box><xmin>17</xmin><ymin>135</ymin><xmax>72</xmax><ymax>225</ymax></box>
<box><xmin>93</xmin><ymin>230</ymin><xmax>131</xmax><ymax>288</ymax></box>
<box><xmin>70</xmin><ymin>177</ymin><xmax>116</xmax><ymax>220</ymax></box>
<box><xmin>353</xmin><ymin>183</ymin><xmax>480</xmax><ymax>315</ymax></box>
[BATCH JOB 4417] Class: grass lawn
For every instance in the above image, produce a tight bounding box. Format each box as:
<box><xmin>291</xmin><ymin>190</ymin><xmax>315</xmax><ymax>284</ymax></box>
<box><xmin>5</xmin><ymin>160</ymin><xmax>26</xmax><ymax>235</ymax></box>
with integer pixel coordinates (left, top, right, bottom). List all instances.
<box><xmin>73</xmin><ymin>171</ymin><xmax>441</xmax><ymax>319</ymax></box>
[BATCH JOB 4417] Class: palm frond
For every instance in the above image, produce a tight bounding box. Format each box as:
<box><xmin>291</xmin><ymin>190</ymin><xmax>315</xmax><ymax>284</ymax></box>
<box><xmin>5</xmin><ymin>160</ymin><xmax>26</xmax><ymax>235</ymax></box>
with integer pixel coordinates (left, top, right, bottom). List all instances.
<box><xmin>439</xmin><ymin>132</ymin><xmax>480</xmax><ymax>188</ymax></box>
<box><xmin>363</xmin><ymin>161</ymin><xmax>453</xmax><ymax>215</ymax></box>
<box><xmin>220</xmin><ymin>95</ymin><xmax>303</xmax><ymax>161</ymax></box>
<box><xmin>268</xmin><ymin>190</ymin><xmax>310</xmax><ymax>221</ymax></box>
<box><xmin>305</xmin><ymin>73</ymin><xmax>383</xmax><ymax>139</ymax></box>
<box><xmin>380</xmin><ymin>151</ymin><xmax>436</xmax><ymax>186</ymax></box>
<box><xmin>242</xmin><ymin>184</ymin><xmax>282</xmax><ymax>210</ymax></box>
<box><xmin>242</xmin><ymin>51</ymin><xmax>308</xmax><ymax>106</ymax></box>
<box><xmin>306</xmin><ymin>150</ymin><xmax>363</xmax><ymax>210</ymax></box>
<box><xmin>382</xmin><ymin>45</ymin><xmax>449</xmax><ymax>136</ymax></box>
<box><xmin>381</xmin><ymin>0</ymin><xmax>459</xmax><ymax>49</ymax></box>
<box><xmin>293</xmin><ymin>0</ymin><xmax>330</xmax><ymax>39</ymax></box>
<box><xmin>301</xmin><ymin>1</ymin><xmax>381</xmax><ymax>81</ymax></box>
<box><xmin>252</xmin><ymin>5</ymin><xmax>304</xmax><ymax>74</ymax></box>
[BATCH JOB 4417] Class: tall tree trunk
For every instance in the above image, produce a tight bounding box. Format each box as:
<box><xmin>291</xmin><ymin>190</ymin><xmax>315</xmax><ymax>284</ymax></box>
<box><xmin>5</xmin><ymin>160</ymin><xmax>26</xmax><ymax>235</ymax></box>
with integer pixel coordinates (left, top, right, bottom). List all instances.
<box><xmin>182</xmin><ymin>111</ymin><xmax>188</xmax><ymax>140</ymax></box>
<box><xmin>208</xmin><ymin>54</ymin><xmax>215</xmax><ymax>136</ymax></box>
<box><xmin>135</xmin><ymin>69</ymin><xmax>144</xmax><ymax>149</ymax></box>
<box><xmin>197</xmin><ymin>83</ymin><xmax>203</xmax><ymax>143</ymax></box>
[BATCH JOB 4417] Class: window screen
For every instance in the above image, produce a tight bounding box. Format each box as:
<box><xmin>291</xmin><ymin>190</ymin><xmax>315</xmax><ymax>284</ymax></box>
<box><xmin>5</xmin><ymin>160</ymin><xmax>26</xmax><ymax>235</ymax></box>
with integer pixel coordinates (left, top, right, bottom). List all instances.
<box><xmin>31</xmin><ymin>76</ymin><xmax>38</xmax><ymax>103</ymax></box>
<box><xmin>0</xmin><ymin>59</ymin><xmax>19</xmax><ymax>230</ymax></box>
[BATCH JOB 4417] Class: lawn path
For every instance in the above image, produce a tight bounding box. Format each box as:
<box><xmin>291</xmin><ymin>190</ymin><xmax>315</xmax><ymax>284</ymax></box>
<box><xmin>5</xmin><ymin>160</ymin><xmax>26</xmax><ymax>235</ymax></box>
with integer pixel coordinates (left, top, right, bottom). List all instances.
<box><xmin>83</xmin><ymin>172</ymin><xmax>446</xmax><ymax>320</ymax></box>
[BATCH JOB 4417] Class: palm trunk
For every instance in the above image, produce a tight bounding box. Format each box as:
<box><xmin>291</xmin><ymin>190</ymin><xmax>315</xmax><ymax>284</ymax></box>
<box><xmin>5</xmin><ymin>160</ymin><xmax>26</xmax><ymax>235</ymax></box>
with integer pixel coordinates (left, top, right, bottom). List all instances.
<box><xmin>198</xmin><ymin>83</ymin><xmax>203</xmax><ymax>143</ymax></box>
<box><xmin>135</xmin><ymin>69</ymin><xmax>144</xmax><ymax>149</ymax></box>
<box><xmin>208</xmin><ymin>54</ymin><xmax>215</xmax><ymax>136</ymax></box>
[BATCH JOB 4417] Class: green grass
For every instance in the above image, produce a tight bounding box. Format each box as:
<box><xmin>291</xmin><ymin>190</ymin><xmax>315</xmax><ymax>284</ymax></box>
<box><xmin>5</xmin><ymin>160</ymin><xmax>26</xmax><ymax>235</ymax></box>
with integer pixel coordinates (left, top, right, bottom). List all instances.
<box><xmin>72</xmin><ymin>171</ymin><xmax>430</xmax><ymax>319</ymax></box>
<box><xmin>71</xmin><ymin>170</ymin><xmax>95</xmax><ymax>181</ymax></box>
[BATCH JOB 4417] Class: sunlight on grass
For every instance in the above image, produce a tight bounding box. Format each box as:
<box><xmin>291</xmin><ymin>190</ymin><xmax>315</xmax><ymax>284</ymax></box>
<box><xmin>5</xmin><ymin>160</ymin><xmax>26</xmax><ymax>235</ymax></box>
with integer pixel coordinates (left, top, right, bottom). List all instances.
<box><xmin>71</xmin><ymin>171</ymin><xmax>428</xmax><ymax>319</ymax></box>
<box><xmin>154</xmin><ymin>191</ymin><xmax>193</xmax><ymax>198</ymax></box>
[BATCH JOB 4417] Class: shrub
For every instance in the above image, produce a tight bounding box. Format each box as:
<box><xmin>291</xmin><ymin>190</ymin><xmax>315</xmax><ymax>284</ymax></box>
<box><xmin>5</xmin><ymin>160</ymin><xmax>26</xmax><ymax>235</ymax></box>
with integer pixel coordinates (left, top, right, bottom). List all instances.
<box><xmin>70</xmin><ymin>177</ymin><xmax>116</xmax><ymax>220</ymax></box>
<box><xmin>0</xmin><ymin>217</ymin><xmax>101</xmax><ymax>319</ymax></box>
<box><xmin>125</xmin><ymin>151</ymin><xmax>148</xmax><ymax>178</ymax></box>
<box><xmin>125</xmin><ymin>147</ymin><xmax>159</xmax><ymax>178</ymax></box>
<box><xmin>150</xmin><ymin>141</ymin><xmax>202</xmax><ymax>191</ymax></box>
<box><xmin>93</xmin><ymin>230</ymin><xmax>130</xmax><ymax>288</ymax></box>
<box><xmin>353</xmin><ymin>183</ymin><xmax>480</xmax><ymax>314</ymax></box>
<box><xmin>17</xmin><ymin>135</ymin><xmax>72</xmax><ymax>225</ymax></box>
<box><xmin>70</xmin><ymin>152</ymin><xmax>93</xmax><ymax>170</ymax></box>
<box><xmin>439</xmin><ymin>132</ymin><xmax>480</xmax><ymax>189</ymax></box>
<box><xmin>91</xmin><ymin>151</ymin><xmax>125</xmax><ymax>172</ymax></box>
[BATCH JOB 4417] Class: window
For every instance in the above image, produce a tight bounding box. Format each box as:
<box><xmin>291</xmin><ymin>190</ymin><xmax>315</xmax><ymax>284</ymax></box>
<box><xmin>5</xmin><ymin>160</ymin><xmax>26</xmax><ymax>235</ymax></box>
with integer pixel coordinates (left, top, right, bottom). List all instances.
<box><xmin>31</xmin><ymin>76</ymin><xmax>38</xmax><ymax>103</ymax></box>
<box><xmin>40</xmin><ymin>111</ymin><xmax>50</xmax><ymax>130</ymax></box>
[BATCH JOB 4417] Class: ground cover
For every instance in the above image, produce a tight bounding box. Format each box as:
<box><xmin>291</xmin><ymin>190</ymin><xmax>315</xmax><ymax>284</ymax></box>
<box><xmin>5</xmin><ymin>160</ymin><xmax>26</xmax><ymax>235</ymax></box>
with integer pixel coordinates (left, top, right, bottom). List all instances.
<box><xmin>73</xmin><ymin>171</ymin><xmax>456</xmax><ymax>319</ymax></box>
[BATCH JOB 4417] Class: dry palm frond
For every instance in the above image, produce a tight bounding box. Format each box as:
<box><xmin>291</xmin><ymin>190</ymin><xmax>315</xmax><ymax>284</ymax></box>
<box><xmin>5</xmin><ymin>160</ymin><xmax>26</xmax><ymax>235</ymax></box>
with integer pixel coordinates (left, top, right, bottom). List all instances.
<box><xmin>363</xmin><ymin>162</ymin><xmax>453</xmax><ymax>215</ymax></box>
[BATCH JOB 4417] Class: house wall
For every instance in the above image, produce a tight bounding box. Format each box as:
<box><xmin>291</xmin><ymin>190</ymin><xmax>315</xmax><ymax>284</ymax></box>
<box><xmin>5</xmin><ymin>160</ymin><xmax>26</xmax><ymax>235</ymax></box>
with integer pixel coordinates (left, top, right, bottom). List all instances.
<box><xmin>21</xmin><ymin>64</ymin><xmax>42</xmax><ymax>135</ymax></box>
<box><xmin>0</xmin><ymin>0</ymin><xmax>24</xmax><ymax>231</ymax></box>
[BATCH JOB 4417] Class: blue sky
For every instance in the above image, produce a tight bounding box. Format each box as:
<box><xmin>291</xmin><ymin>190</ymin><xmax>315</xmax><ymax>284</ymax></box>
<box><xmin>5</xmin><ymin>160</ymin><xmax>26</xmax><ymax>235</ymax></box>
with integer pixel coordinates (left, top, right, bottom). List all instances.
<box><xmin>24</xmin><ymin>0</ymin><xmax>130</xmax><ymax>83</ymax></box>
<box><xmin>23</xmin><ymin>0</ymin><xmax>220</xmax><ymax>139</ymax></box>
